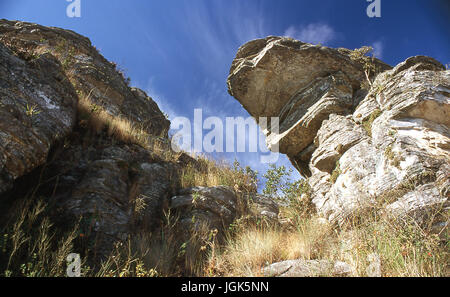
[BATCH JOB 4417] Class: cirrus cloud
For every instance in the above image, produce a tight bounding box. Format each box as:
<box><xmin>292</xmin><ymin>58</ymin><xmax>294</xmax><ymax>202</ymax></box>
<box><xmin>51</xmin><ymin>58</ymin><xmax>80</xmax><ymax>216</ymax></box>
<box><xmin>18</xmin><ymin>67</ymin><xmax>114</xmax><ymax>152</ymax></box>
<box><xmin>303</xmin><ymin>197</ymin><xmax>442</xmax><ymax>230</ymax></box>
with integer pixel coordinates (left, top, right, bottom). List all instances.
<box><xmin>283</xmin><ymin>23</ymin><xmax>337</xmax><ymax>45</ymax></box>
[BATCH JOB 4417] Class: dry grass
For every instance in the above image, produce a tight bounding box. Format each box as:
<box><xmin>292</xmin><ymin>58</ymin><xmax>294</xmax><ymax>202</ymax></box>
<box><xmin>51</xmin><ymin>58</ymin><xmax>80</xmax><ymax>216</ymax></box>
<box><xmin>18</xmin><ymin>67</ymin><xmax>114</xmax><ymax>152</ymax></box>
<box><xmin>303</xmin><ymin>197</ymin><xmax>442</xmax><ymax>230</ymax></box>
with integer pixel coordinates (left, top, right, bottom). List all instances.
<box><xmin>0</xmin><ymin>199</ymin><xmax>81</xmax><ymax>277</ymax></box>
<box><xmin>0</xmin><ymin>198</ymin><xmax>218</xmax><ymax>277</ymax></box>
<box><xmin>204</xmin><ymin>208</ymin><xmax>448</xmax><ymax>277</ymax></box>
<box><xmin>203</xmin><ymin>217</ymin><xmax>333</xmax><ymax>276</ymax></box>
<box><xmin>95</xmin><ymin>211</ymin><xmax>221</xmax><ymax>277</ymax></box>
<box><xmin>78</xmin><ymin>91</ymin><xmax>149</xmax><ymax>146</ymax></box>
<box><xmin>77</xmin><ymin>91</ymin><xmax>180</xmax><ymax>162</ymax></box>
<box><xmin>1</xmin><ymin>180</ymin><xmax>447</xmax><ymax>277</ymax></box>
<box><xmin>179</xmin><ymin>155</ymin><xmax>257</xmax><ymax>193</ymax></box>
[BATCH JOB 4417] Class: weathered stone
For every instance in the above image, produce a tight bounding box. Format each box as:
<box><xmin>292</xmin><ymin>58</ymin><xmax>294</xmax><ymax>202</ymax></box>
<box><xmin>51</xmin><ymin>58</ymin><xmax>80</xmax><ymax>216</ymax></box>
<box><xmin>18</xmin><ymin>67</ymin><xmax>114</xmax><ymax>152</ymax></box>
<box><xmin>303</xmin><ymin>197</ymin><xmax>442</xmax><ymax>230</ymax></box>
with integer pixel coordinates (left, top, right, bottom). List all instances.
<box><xmin>227</xmin><ymin>36</ymin><xmax>391</xmax><ymax>167</ymax></box>
<box><xmin>229</xmin><ymin>36</ymin><xmax>449</xmax><ymax>228</ymax></box>
<box><xmin>311</xmin><ymin>114</ymin><xmax>366</xmax><ymax>173</ymax></box>
<box><xmin>0</xmin><ymin>20</ymin><xmax>171</xmax><ymax>196</ymax></box>
<box><xmin>228</xmin><ymin>36</ymin><xmax>390</xmax><ymax>120</ymax></box>
<box><xmin>0</xmin><ymin>20</ymin><xmax>178</xmax><ymax>260</ymax></box>
<box><xmin>311</xmin><ymin>56</ymin><xmax>449</xmax><ymax>225</ymax></box>
<box><xmin>267</xmin><ymin>71</ymin><xmax>355</xmax><ymax>156</ymax></box>
<box><xmin>248</xmin><ymin>193</ymin><xmax>279</xmax><ymax>221</ymax></box>
<box><xmin>0</xmin><ymin>19</ymin><xmax>170</xmax><ymax>138</ymax></box>
<box><xmin>42</xmin><ymin>142</ymin><xmax>178</xmax><ymax>259</ymax></box>
<box><xmin>263</xmin><ymin>259</ymin><xmax>353</xmax><ymax>277</ymax></box>
<box><xmin>0</xmin><ymin>42</ymin><xmax>77</xmax><ymax>194</ymax></box>
<box><xmin>170</xmin><ymin>186</ymin><xmax>237</xmax><ymax>234</ymax></box>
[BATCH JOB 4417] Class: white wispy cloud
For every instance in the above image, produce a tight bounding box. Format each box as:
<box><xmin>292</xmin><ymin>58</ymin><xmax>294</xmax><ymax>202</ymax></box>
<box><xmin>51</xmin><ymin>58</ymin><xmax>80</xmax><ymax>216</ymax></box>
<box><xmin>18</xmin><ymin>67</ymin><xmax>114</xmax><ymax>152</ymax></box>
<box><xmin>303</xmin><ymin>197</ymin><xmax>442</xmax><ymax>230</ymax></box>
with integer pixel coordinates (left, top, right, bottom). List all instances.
<box><xmin>141</xmin><ymin>77</ymin><xmax>179</xmax><ymax>122</ymax></box>
<box><xmin>371</xmin><ymin>40</ymin><xmax>384</xmax><ymax>59</ymax></box>
<box><xmin>283</xmin><ymin>23</ymin><xmax>337</xmax><ymax>45</ymax></box>
<box><xmin>178</xmin><ymin>0</ymin><xmax>269</xmax><ymax>78</ymax></box>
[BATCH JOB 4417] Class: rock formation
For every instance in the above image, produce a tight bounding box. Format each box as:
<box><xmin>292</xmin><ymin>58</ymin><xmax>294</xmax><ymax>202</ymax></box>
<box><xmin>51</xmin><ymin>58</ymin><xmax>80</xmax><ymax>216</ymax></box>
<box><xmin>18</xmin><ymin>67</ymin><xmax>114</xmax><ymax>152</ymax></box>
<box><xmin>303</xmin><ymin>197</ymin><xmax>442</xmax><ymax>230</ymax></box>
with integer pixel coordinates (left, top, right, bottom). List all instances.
<box><xmin>228</xmin><ymin>36</ymin><xmax>449</xmax><ymax>226</ymax></box>
<box><xmin>0</xmin><ymin>20</ymin><xmax>243</xmax><ymax>261</ymax></box>
<box><xmin>0</xmin><ymin>19</ymin><xmax>448</xmax><ymax>276</ymax></box>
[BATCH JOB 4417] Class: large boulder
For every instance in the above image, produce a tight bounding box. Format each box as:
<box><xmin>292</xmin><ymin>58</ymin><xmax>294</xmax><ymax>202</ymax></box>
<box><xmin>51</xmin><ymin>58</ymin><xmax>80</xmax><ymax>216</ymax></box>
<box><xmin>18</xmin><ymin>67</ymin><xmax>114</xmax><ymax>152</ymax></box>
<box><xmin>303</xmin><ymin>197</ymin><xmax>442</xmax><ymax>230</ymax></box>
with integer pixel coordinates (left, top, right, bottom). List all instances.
<box><xmin>311</xmin><ymin>56</ymin><xmax>449</xmax><ymax>224</ymax></box>
<box><xmin>227</xmin><ymin>37</ymin><xmax>391</xmax><ymax>176</ymax></box>
<box><xmin>247</xmin><ymin>193</ymin><xmax>279</xmax><ymax>222</ymax></box>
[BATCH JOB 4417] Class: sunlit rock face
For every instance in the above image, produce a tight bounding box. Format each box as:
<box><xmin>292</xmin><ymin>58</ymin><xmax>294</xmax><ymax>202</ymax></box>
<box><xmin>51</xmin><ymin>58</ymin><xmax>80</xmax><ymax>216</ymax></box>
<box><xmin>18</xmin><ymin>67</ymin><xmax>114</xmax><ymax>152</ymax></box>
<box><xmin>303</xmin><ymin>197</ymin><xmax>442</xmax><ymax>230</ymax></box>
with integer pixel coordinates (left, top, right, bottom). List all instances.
<box><xmin>228</xmin><ymin>37</ymin><xmax>449</xmax><ymax>227</ymax></box>
<box><xmin>227</xmin><ymin>36</ymin><xmax>391</xmax><ymax>176</ymax></box>
<box><xmin>0</xmin><ymin>42</ymin><xmax>78</xmax><ymax>194</ymax></box>
<box><xmin>0</xmin><ymin>20</ymin><xmax>174</xmax><ymax>258</ymax></box>
<box><xmin>0</xmin><ymin>20</ymin><xmax>170</xmax><ymax>196</ymax></box>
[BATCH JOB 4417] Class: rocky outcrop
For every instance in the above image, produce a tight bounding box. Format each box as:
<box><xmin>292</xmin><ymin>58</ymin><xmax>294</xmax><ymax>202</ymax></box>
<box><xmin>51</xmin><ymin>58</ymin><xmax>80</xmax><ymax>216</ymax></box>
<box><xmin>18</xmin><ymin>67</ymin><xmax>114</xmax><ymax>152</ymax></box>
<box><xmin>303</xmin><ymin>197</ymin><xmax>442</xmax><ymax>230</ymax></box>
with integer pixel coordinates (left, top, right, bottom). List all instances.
<box><xmin>0</xmin><ymin>42</ymin><xmax>77</xmax><ymax>194</ymax></box>
<box><xmin>227</xmin><ymin>36</ymin><xmax>391</xmax><ymax>176</ymax></box>
<box><xmin>228</xmin><ymin>37</ymin><xmax>449</xmax><ymax>227</ymax></box>
<box><xmin>0</xmin><ymin>20</ymin><xmax>170</xmax><ymax>197</ymax></box>
<box><xmin>0</xmin><ymin>20</ymin><xmax>176</xmax><ymax>258</ymax></box>
<box><xmin>311</xmin><ymin>56</ymin><xmax>449</xmax><ymax>224</ymax></box>
<box><xmin>0</xmin><ymin>20</ymin><xmax>170</xmax><ymax>139</ymax></box>
<box><xmin>42</xmin><ymin>141</ymin><xmax>179</xmax><ymax>258</ymax></box>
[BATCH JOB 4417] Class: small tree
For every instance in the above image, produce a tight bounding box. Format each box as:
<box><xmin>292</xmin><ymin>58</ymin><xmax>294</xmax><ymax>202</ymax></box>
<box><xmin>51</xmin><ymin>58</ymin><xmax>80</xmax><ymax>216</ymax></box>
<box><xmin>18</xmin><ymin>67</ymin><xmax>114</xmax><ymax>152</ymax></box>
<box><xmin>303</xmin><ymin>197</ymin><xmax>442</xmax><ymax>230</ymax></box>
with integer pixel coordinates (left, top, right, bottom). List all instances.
<box><xmin>263</xmin><ymin>164</ymin><xmax>314</xmax><ymax>220</ymax></box>
<box><xmin>349</xmin><ymin>46</ymin><xmax>378</xmax><ymax>89</ymax></box>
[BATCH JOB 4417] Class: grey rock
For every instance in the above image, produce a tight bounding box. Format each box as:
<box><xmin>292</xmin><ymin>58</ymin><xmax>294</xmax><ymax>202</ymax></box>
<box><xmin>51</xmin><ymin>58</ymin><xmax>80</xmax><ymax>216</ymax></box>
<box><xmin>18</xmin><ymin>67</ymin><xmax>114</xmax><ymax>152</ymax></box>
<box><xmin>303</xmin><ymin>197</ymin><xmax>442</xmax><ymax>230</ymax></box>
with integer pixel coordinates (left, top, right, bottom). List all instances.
<box><xmin>248</xmin><ymin>193</ymin><xmax>279</xmax><ymax>221</ymax></box>
<box><xmin>0</xmin><ymin>42</ymin><xmax>77</xmax><ymax>194</ymax></box>
<box><xmin>44</xmin><ymin>142</ymin><xmax>178</xmax><ymax>259</ymax></box>
<box><xmin>228</xmin><ymin>36</ymin><xmax>449</xmax><ymax>228</ymax></box>
<box><xmin>227</xmin><ymin>36</ymin><xmax>391</xmax><ymax>175</ymax></box>
<box><xmin>0</xmin><ymin>19</ymin><xmax>171</xmax><ymax>196</ymax></box>
<box><xmin>263</xmin><ymin>259</ymin><xmax>353</xmax><ymax>277</ymax></box>
<box><xmin>312</xmin><ymin>56</ymin><xmax>449</xmax><ymax>225</ymax></box>
<box><xmin>171</xmin><ymin>186</ymin><xmax>238</xmax><ymax>234</ymax></box>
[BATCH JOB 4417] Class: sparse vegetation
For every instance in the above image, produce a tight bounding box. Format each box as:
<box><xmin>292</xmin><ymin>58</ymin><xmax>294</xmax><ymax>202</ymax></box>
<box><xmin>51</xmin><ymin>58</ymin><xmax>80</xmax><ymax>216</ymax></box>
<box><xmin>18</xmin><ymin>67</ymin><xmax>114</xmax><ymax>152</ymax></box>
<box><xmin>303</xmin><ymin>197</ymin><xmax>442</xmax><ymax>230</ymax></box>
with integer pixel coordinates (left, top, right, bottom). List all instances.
<box><xmin>362</xmin><ymin>108</ymin><xmax>382</xmax><ymax>137</ymax></box>
<box><xmin>1</xmin><ymin>24</ymin><xmax>447</xmax><ymax>279</ymax></box>
<box><xmin>203</xmin><ymin>183</ymin><xmax>448</xmax><ymax>277</ymax></box>
<box><xmin>384</xmin><ymin>144</ymin><xmax>405</xmax><ymax>168</ymax></box>
<box><xmin>25</xmin><ymin>103</ymin><xmax>41</xmax><ymax>118</ymax></box>
<box><xmin>0</xmin><ymin>199</ymin><xmax>82</xmax><ymax>277</ymax></box>
<box><xmin>349</xmin><ymin>46</ymin><xmax>379</xmax><ymax>90</ymax></box>
<box><xmin>180</xmin><ymin>157</ymin><xmax>258</xmax><ymax>193</ymax></box>
<box><xmin>330</xmin><ymin>160</ymin><xmax>341</xmax><ymax>184</ymax></box>
<box><xmin>77</xmin><ymin>90</ymin><xmax>175</xmax><ymax>158</ymax></box>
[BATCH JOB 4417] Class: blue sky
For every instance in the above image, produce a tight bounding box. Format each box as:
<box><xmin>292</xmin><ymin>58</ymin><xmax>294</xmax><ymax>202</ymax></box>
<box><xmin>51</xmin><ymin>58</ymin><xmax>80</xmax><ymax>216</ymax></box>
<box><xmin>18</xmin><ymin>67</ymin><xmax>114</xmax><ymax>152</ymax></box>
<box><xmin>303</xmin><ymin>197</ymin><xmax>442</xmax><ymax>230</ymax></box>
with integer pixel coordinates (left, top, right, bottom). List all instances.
<box><xmin>1</xmin><ymin>0</ymin><xmax>449</xmax><ymax>187</ymax></box>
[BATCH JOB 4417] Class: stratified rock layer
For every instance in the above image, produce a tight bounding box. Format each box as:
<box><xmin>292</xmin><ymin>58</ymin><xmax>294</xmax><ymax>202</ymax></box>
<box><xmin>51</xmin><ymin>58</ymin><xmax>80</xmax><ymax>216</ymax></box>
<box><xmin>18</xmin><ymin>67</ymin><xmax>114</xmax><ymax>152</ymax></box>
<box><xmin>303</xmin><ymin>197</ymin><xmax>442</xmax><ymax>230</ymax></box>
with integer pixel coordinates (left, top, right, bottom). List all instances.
<box><xmin>228</xmin><ymin>37</ymin><xmax>449</xmax><ymax>227</ymax></box>
<box><xmin>0</xmin><ymin>42</ymin><xmax>77</xmax><ymax>193</ymax></box>
<box><xmin>0</xmin><ymin>20</ymin><xmax>170</xmax><ymax>196</ymax></box>
<box><xmin>0</xmin><ymin>20</ymin><xmax>174</xmax><ymax>258</ymax></box>
<box><xmin>227</xmin><ymin>36</ymin><xmax>390</xmax><ymax>176</ymax></box>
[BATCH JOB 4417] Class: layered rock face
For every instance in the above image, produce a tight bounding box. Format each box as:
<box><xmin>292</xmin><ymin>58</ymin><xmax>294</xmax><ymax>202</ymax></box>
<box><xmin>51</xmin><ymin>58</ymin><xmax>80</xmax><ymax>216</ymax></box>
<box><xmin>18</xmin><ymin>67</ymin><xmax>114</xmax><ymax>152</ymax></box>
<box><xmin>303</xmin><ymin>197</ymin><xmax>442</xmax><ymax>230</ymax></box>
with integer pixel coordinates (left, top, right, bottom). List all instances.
<box><xmin>0</xmin><ymin>20</ymin><xmax>175</xmax><ymax>257</ymax></box>
<box><xmin>0</xmin><ymin>19</ymin><xmax>170</xmax><ymax>196</ymax></box>
<box><xmin>228</xmin><ymin>36</ymin><xmax>391</xmax><ymax>177</ymax></box>
<box><xmin>0</xmin><ymin>20</ymin><xmax>240</xmax><ymax>259</ymax></box>
<box><xmin>228</xmin><ymin>37</ymin><xmax>449</xmax><ymax>225</ymax></box>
